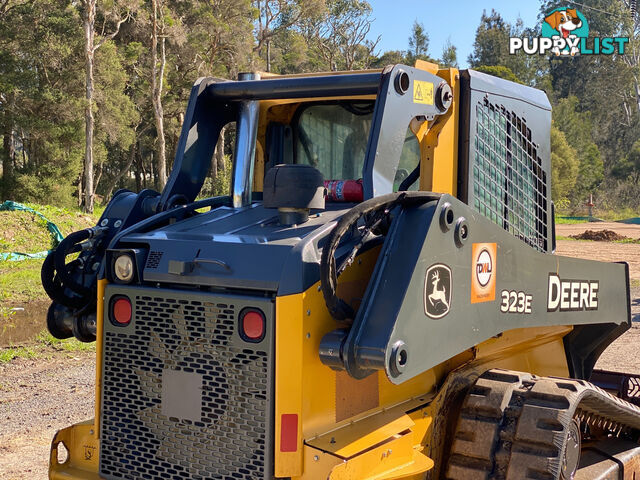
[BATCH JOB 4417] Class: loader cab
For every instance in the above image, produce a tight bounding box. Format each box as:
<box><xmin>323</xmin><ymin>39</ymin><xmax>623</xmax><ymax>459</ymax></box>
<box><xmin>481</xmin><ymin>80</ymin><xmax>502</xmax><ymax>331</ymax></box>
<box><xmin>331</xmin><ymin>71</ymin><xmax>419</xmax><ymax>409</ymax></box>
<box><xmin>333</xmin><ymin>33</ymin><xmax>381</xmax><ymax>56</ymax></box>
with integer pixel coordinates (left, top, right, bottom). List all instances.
<box><xmin>158</xmin><ymin>65</ymin><xmax>451</xmax><ymax>214</ymax></box>
<box><xmin>161</xmin><ymin>64</ymin><xmax>551</xmax><ymax>252</ymax></box>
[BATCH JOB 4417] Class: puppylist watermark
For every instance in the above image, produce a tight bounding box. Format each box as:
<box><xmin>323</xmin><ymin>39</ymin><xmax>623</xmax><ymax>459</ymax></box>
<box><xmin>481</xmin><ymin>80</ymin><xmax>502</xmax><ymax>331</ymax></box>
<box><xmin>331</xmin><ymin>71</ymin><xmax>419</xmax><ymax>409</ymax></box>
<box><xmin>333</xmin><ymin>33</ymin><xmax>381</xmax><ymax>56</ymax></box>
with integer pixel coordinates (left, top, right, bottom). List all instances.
<box><xmin>510</xmin><ymin>7</ymin><xmax>629</xmax><ymax>57</ymax></box>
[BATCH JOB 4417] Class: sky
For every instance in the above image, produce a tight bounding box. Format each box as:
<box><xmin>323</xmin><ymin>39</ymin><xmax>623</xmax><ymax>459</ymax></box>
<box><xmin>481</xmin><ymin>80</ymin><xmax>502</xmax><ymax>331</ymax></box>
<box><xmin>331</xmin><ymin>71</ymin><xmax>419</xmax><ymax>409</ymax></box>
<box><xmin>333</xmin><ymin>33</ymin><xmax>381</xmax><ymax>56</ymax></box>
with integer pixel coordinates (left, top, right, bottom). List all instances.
<box><xmin>366</xmin><ymin>0</ymin><xmax>543</xmax><ymax>68</ymax></box>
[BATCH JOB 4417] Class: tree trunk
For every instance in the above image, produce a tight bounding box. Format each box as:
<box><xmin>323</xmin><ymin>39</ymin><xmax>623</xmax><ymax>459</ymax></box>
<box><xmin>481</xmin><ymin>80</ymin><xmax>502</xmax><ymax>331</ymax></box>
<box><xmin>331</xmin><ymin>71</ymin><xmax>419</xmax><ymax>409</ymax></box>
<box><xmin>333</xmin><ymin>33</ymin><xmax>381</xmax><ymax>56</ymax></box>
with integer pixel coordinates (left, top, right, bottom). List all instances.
<box><xmin>104</xmin><ymin>141</ymin><xmax>137</xmax><ymax>202</ymax></box>
<box><xmin>266</xmin><ymin>39</ymin><xmax>271</xmax><ymax>72</ymax></box>
<box><xmin>77</xmin><ymin>172</ymin><xmax>84</xmax><ymax>207</ymax></box>
<box><xmin>83</xmin><ymin>0</ymin><xmax>96</xmax><ymax>213</ymax></box>
<box><xmin>217</xmin><ymin>127</ymin><xmax>226</xmax><ymax>171</ymax></box>
<box><xmin>214</xmin><ymin>127</ymin><xmax>225</xmax><ymax>176</ymax></box>
<box><xmin>151</xmin><ymin>0</ymin><xmax>167</xmax><ymax>190</ymax></box>
<box><xmin>94</xmin><ymin>159</ymin><xmax>104</xmax><ymax>194</ymax></box>
<box><xmin>2</xmin><ymin>93</ymin><xmax>15</xmax><ymax>201</ymax></box>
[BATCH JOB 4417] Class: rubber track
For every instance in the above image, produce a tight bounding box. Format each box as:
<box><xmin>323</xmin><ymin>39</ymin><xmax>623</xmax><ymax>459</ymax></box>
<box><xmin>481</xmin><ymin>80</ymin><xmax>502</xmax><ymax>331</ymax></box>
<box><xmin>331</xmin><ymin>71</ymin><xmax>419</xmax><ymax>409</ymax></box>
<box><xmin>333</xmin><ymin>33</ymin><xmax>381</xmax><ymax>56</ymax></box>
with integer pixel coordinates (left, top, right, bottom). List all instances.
<box><xmin>445</xmin><ymin>369</ymin><xmax>640</xmax><ymax>480</ymax></box>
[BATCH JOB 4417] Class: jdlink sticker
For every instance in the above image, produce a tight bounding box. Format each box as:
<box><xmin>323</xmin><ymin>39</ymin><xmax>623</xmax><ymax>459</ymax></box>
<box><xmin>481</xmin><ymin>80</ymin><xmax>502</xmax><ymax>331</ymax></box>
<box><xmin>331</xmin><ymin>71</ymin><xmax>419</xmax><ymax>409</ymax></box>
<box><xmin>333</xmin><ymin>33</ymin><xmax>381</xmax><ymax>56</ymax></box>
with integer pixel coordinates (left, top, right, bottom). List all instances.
<box><xmin>424</xmin><ymin>264</ymin><xmax>452</xmax><ymax>319</ymax></box>
<box><xmin>471</xmin><ymin>243</ymin><xmax>497</xmax><ymax>303</ymax></box>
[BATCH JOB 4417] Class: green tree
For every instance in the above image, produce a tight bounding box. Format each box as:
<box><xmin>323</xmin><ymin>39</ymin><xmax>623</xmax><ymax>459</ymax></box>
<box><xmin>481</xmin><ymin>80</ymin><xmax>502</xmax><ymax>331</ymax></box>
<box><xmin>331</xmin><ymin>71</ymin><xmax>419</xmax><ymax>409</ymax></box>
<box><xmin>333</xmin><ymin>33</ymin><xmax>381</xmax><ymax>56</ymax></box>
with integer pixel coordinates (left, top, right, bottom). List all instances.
<box><xmin>78</xmin><ymin>0</ymin><xmax>133</xmax><ymax>212</ymax></box>
<box><xmin>550</xmin><ymin>125</ymin><xmax>579</xmax><ymax>203</ymax></box>
<box><xmin>371</xmin><ymin>50</ymin><xmax>407</xmax><ymax>68</ymax></box>
<box><xmin>552</xmin><ymin>96</ymin><xmax>604</xmax><ymax>205</ymax></box>
<box><xmin>613</xmin><ymin>140</ymin><xmax>640</xmax><ymax>182</ymax></box>
<box><xmin>303</xmin><ymin>0</ymin><xmax>379</xmax><ymax>71</ymax></box>
<box><xmin>440</xmin><ymin>39</ymin><xmax>458</xmax><ymax>68</ymax></box>
<box><xmin>468</xmin><ymin>9</ymin><xmax>509</xmax><ymax>67</ymax></box>
<box><xmin>407</xmin><ymin>20</ymin><xmax>429</xmax><ymax>64</ymax></box>
<box><xmin>253</xmin><ymin>0</ymin><xmax>324</xmax><ymax>72</ymax></box>
<box><xmin>474</xmin><ymin>65</ymin><xmax>521</xmax><ymax>83</ymax></box>
<box><xmin>0</xmin><ymin>0</ymin><xmax>85</xmax><ymax>206</ymax></box>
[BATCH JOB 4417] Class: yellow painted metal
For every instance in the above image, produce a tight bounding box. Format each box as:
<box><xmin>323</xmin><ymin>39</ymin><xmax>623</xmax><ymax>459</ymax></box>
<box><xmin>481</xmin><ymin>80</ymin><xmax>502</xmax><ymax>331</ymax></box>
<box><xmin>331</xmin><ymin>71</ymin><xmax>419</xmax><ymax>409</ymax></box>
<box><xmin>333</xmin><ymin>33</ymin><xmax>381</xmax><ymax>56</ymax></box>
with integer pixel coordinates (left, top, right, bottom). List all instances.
<box><xmin>414</xmin><ymin>60</ymin><xmax>440</xmax><ymax>75</ymax></box>
<box><xmin>307</xmin><ymin>397</ymin><xmax>428</xmax><ymax>458</ymax></box>
<box><xmin>298</xmin><ymin>445</ymin><xmax>344</xmax><ymax>480</ymax></box>
<box><xmin>328</xmin><ymin>431</ymin><xmax>434</xmax><ymax>480</ymax></box>
<box><xmin>275</xmin><ymin>292</ymin><xmax>306</xmax><ymax>477</ymax></box>
<box><xmin>49</xmin><ymin>421</ymin><xmax>100</xmax><ymax>480</ymax></box>
<box><xmin>417</xmin><ymin>67</ymin><xmax>460</xmax><ymax>196</ymax></box>
<box><xmin>95</xmin><ymin>278</ymin><xmax>105</xmax><ymax>435</ymax></box>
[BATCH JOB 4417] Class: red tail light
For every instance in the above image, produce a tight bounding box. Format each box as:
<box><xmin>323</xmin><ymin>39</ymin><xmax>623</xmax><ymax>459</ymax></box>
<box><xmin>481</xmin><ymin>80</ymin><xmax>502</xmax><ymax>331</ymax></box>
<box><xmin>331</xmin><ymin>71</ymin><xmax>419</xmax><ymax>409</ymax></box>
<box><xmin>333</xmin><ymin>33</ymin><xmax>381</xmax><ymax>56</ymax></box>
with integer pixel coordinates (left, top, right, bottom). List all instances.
<box><xmin>280</xmin><ymin>414</ymin><xmax>298</xmax><ymax>452</ymax></box>
<box><xmin>111</xmin><ymin>297</ymin><xmax>132</xmax><ymax>325</ymax></box>
<box><xmin>239</xmin><ymin>308</ymin><xmax>265</xmax><ymax>342</ymax></box>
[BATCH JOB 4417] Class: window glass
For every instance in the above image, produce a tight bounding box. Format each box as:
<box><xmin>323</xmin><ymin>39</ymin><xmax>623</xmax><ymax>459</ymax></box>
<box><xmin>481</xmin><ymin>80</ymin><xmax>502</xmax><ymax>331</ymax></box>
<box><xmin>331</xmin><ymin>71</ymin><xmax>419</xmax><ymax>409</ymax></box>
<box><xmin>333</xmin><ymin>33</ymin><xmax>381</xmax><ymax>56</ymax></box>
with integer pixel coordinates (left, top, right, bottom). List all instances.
<box><xmin>295</xmin><ymin>103</ymin><xmax>373</xmax><ymax>180</ymax></box>
<box><xmin>394</xmin><ymin>128</ymin><xmax>421</xmax><ymax>191</ymax></box>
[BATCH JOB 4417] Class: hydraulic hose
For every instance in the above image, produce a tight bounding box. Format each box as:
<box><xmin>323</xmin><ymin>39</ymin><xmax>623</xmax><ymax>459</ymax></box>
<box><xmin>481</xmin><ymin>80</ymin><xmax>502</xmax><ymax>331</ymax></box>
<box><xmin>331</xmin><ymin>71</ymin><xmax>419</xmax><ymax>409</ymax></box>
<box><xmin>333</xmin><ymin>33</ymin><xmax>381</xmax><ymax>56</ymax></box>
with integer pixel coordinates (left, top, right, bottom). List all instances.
<box><xmin>53</xmin><ymin>228</ymin><xmax>100</xmax><ymax>298</ymax></box>
<box><xmin>320</xmin><ymin>191</ymin><xmax>440</xmax><ymax>321</ymax></box>
<box><xmin>41</xmin><ymin>248</ymin><xmax>88</xmax><ymax>309</ymax></box>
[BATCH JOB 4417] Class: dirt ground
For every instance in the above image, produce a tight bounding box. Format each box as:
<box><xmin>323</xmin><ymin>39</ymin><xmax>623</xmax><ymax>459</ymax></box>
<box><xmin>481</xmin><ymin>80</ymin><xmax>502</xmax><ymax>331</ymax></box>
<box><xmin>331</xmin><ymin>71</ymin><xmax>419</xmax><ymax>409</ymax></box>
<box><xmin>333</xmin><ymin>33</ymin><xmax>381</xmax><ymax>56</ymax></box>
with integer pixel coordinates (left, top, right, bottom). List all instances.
<box><xmin>556</xmin><ymin>222</ymin><xmax>640</xmax><ymax>281</ymax></box>
<box><xmin>555</xmin><ymin>223</ymin><xmax>640</xmax><ymax>373</ymax></box>
<box><xmin>0</xmin><ymin>351</ymin><xmax>95</xmax><ymax>480</ymax></box>
<box><xmin>0</xmin><ymin>221</ymin><xmax>639</xmax><ymax>479</ymax></box>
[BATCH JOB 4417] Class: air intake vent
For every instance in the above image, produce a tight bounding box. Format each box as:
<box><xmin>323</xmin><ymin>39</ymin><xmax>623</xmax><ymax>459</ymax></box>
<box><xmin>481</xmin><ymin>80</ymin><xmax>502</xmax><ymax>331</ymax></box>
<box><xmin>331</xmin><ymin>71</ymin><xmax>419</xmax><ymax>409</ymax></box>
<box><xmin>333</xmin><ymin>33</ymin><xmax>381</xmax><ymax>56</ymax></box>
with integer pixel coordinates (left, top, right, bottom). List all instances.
<box><xmin>146</xmin><ymin>251</ymin><xmax>163</xmax><ymax>269</ymax></box>
<box><xmin>100</xmin><ymin>286</ymin><xmax>274</xmax><ymax>480</ymax></box>
<box><xmin>472</xmin><ymin>100</ymin><xmax>548</xmax><ymax>251</ymax></box>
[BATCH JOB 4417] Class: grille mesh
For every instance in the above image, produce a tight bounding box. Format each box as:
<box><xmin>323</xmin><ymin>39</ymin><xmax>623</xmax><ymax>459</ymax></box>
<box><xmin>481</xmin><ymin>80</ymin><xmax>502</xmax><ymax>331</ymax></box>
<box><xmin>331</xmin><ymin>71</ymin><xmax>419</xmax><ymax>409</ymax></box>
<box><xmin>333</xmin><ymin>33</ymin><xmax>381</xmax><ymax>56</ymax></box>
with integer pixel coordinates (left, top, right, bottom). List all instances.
<box><xmin>146</xmin><ymin>251</ymin><xmax>163</xmax><ymax>269</ymax></box>
<box><xmin>473</xmin><ymin>100</ymin><xmax>548</xmax><ymax>251</ymax></box>
<box><xmin>100</xmin><ymin>294</ymin><xmax>270</xmax><ymax>479</ymax></box>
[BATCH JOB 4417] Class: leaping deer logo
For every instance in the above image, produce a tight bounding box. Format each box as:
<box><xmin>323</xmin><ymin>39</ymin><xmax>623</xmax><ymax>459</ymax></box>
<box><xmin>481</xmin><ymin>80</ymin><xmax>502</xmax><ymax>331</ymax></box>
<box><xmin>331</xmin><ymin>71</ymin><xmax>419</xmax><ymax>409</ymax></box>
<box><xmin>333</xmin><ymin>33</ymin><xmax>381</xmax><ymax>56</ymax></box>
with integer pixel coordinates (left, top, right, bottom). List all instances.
<box><xmin>424</xmin><ymin>264</ymin><xmax>452</xmax><ymax>319</ymax></box>
<box><xmin>428</xmin><ymin>271</ymin><xmax>449</xmax><ymax>309</ymax></box>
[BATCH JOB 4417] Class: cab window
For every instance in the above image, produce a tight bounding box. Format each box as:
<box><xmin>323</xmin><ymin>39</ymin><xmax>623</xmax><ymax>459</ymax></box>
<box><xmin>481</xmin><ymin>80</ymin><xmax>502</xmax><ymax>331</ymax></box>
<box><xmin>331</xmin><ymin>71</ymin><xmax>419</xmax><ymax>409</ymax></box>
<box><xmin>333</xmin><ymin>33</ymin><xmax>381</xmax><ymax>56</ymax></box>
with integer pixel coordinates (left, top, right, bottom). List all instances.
<box><xmin>293</xmin><ymin>102</ymin><xmax>422</xmax><ymax>190</ymax></box>
<box><xmin>295</xmin><ymin>102</ymin><xmax>373</xmax><ymax>180</ymax></box>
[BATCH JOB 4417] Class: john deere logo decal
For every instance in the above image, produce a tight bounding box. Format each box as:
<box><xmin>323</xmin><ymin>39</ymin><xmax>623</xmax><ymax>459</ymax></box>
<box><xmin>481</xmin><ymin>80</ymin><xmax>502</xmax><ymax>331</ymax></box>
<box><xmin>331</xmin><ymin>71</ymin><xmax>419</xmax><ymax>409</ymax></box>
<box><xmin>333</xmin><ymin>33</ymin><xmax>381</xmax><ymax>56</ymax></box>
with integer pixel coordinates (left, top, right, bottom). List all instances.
<box><xmin>424</xmin><ymin>264</ymin><xmax>451</xmax><ymax>319</ymax></box>
<box><xmin>510</xmin><ymin>7</ymin><xmax>628</xmax><ymax>57</ymax></box>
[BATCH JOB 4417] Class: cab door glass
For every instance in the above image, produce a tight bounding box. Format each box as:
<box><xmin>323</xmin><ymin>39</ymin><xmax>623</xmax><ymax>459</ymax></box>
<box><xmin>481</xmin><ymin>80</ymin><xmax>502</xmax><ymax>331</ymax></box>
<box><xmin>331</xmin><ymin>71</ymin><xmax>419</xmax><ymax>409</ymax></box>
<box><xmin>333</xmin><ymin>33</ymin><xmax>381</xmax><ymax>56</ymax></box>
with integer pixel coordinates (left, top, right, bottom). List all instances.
<box><xmin>295</xmin><ymin>103</ymin><xmax>373</xmax><ymax>180</ymax></box>
<box><xmin>394</xmin><ymin>128</ymin><xmax>421</xmax><ymax>191</ymax></box>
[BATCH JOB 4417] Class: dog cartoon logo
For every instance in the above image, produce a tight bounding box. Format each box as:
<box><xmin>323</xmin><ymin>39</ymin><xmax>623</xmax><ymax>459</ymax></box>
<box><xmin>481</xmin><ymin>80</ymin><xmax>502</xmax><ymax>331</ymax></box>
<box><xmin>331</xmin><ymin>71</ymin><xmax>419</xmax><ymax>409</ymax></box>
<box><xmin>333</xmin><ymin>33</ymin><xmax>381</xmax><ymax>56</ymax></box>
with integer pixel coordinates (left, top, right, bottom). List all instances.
<box><xmin>424</xmin><ymin>264</ymin><xmax>452</xmax><ymax>319</ymax></box>
<box><xmin>542</xmin><ymin>8</ymin><xmax>589</xmax><ymax>56</ymax></box>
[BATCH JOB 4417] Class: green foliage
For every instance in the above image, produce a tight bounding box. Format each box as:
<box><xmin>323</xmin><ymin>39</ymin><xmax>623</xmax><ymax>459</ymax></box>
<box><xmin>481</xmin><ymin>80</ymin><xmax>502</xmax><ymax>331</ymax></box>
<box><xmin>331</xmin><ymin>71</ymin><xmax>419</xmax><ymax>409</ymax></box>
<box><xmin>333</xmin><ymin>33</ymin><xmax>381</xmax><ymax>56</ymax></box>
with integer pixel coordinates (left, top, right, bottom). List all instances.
<box><xmin>468</xmin><ymin>9</ymin><xmax>510</xmax><ymax>68</ymax></box>
<box><xmin>0</xmin><ymin>345</ymin><xmax>37</xmax><ymax>364</ymax></box>
<box><xmin>371</xmin><ymin>50</ymin><xmax>407</xmax><ymax>68</ymax></box>
<box><xmin>550</xmin><ymin>126</ymin><xmax>579</xmax><ymax>203</ymax></box>
<box><xmin>552</xmin><ymin>96</ymin><xmax>604</xmax><ymax>206</ymax></box>
<box><xmin>407</xmin><ymin>20</ymin><xmax>429</xmax><ymax>64</ymax></box>
<box><xmin>0</xmin><ymin>330</ymin><xmax>95</xmax><ymax>365</ymax></box>
<box><xmin>440</xmin><ymin>39</ymin><xmax>458</xmax><ymax>68</ymax></box>
<box><xmin>576</xmin><ymin>143</ymin><xmax>604</xmax><ymax>197</ymax></box>
<box><xmin>474</xmin><ymin>65</ymin><xmax>521</xmax><ymax>83</ymax></box>
<box><xmin>613</xmin><ymin>140</ymin><xmax>640</xmax><ymax>182</ymax></box>
<box><xmin>212</xmin><ymin>156</ymin><xmax>233</xmax><ymax>197</ymax></box>
<box><xmin>0</xmin><ymin>0</ymin><xmax>639</xmax><ymax>218</ymax></box>
<box><xmin>0</xmin><ymin>204</ymin><xmax>101</xmax><ymax>308</ymax></box>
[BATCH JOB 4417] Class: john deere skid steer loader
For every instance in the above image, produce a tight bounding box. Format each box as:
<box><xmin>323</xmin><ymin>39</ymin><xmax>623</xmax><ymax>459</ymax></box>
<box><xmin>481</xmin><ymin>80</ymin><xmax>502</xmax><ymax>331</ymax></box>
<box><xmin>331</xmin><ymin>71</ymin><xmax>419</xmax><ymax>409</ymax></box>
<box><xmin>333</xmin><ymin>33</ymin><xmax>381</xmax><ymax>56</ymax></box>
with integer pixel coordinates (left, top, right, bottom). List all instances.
<box><xmin>42</xmin><ymin>61</ymin><xmax>638</xmax><ymax>479</ymax></box>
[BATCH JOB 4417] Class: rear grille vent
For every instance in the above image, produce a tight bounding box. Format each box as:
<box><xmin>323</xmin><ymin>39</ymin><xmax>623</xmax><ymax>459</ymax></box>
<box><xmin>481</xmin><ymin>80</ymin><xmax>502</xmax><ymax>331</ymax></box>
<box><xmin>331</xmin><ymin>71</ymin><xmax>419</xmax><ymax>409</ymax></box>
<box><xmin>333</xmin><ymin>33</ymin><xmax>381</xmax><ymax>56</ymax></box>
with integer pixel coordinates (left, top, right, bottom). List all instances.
<box><xmin>145</xmin><ymin>251</ymin><xmax>163</xmax><ymax>269</ymax></box>
<box><xmin>473</xmin><ymin>100</ymin><xmax>548</xmax><ymax>251</ymax></box>
<box><xmin>100</xmin><ymin>289</ymin><xmax>273</xmax><ymax>480</ymax></box>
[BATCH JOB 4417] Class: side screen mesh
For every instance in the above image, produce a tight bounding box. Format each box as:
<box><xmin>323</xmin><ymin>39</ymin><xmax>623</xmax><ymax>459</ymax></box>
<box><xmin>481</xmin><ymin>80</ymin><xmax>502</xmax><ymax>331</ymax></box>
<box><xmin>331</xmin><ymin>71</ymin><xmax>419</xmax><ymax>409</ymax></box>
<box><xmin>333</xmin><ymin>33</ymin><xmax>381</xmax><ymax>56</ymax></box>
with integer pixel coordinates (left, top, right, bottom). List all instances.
<box><xmin>473</xmin><ymin>99</ymin><xmax>547</xmax><ymax>251</ymax></box>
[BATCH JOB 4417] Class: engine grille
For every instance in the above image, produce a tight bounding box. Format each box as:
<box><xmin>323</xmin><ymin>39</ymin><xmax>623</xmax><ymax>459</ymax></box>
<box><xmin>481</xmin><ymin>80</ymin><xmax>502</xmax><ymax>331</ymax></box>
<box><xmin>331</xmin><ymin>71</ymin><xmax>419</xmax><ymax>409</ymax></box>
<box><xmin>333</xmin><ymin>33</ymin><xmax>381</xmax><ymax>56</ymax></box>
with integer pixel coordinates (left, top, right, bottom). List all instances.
<box><xmin>100</xmin><ymin>287</ymin><xmax>274</xmax><ymax>480</ymax></box>
<box><xmin>472</xmin><ymin>99</ymin><xmax>548</xmax><ymax>252</ymax></box>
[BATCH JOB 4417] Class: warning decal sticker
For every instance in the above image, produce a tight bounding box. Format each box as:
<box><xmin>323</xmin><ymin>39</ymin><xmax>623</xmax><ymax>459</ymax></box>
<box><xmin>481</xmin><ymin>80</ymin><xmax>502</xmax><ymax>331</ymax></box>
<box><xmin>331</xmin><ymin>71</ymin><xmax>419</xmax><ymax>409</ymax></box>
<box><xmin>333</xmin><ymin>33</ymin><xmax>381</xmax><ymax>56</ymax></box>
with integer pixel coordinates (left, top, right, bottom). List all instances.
<box><xmin>413</xmin><ymin>80</ymin><xmax>434</xmax><ymax>105</ymax></box>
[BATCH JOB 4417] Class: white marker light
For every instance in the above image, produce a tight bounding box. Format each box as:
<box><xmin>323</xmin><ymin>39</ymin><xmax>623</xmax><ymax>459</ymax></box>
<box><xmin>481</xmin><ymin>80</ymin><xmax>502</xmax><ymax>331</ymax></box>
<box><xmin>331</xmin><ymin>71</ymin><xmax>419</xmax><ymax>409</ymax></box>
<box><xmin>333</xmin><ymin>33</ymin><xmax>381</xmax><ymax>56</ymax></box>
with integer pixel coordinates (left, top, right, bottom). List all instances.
<box><xmin>114</xmin><ymin>255</ymin><xmax>134</xmax><ymax>283</ymax></box>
